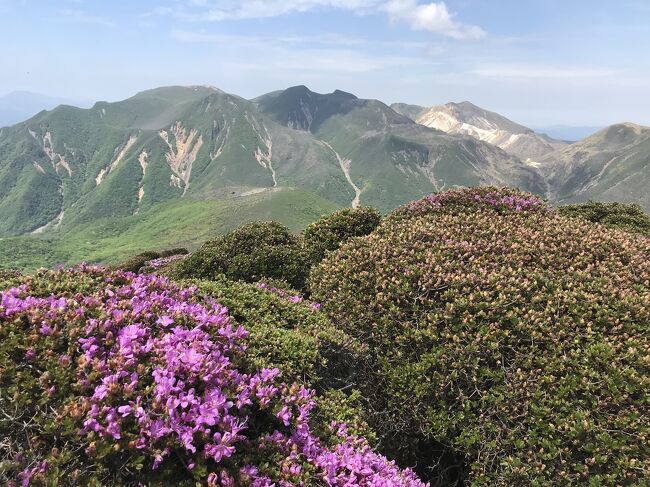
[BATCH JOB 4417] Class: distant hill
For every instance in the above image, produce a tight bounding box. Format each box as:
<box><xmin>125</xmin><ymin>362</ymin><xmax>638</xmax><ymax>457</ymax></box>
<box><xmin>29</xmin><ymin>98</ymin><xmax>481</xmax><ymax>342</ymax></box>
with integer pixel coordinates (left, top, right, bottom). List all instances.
<box><xmin>542</xmin><ymin>122</ymin><xmax>650</xmax><ymax>209</ymax></box>
<box><xmin>392</xmin><ymin>101</ymin><xmax>568</xmax><ymax>161</ymax></box>
<box><xmin>0</xmin><ymin>91</ymin><xmax>90</xmax><ymax>127</ymax></box>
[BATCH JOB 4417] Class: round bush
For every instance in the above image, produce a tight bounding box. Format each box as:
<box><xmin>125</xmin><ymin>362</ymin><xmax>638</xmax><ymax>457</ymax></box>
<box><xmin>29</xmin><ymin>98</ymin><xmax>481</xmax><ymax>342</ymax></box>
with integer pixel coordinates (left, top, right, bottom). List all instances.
<box><xmin>558</xmin><ymin>201</ymin><xmax>650</xmax><ymax>237</ymax></box>
<box><xmin>173</xmin><ymin>222</ymin><xmax>310</xmax><ymax>290</ymax></box>
<box><xmin>303</xmin><ymin>207</ymin><xmax>382</xmax><ymax>263</ymax></box>
<box><xmin>310</xmin><ymin>187</ymin><xmax>650</xmax><ymax>485</ymax></box>
<box><xmin>0</xmin><ymin>267</ymin><xmax>426</xmax><ymax>486</ymax></box>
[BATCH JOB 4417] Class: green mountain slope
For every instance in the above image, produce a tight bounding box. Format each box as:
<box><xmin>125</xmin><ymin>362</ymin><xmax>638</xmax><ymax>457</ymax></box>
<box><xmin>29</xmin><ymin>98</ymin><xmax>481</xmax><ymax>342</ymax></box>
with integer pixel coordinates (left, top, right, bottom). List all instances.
<box><xmin>15</xmin><ymin>84</ymin><xmax>649</xmax><ymax>271</ymax></box>
<box><xmin>0</xmin><ymin>86</ymin><xmax>353</xmax><ymax>236</ymax></box>
<box><xmin>255</xmin><ymin>86</ymin><xmax>546</xmax><ymax>210</ymax></box>
<box><xmin>543</xmin><ymin>123</ymin><xmax>650</xmax><ymax>209</ymax></box>
<box><xmin>0</xmin><ymin>188</ymin><xmax>339</xmax><ymax>271</ymax></box>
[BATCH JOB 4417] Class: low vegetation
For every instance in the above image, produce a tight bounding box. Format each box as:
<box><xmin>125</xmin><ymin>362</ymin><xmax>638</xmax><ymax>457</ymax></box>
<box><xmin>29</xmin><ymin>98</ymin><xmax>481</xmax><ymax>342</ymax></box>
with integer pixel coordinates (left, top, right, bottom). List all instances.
<box><xmin>2</xmin><ymin>187</ymin><xmax>649</xmax><ymax>486</ymax></box>
<box><xmin>310</xmin><ymin>187</ymin><xmax>650</xmax><ymax>485</ymax></box>
<box><xmin>116</xmin><ymin>248</ymin><xmax>188</xmax><ymax>273</ymax></box>
<box><xmin>302</xmin><ymin>207</ymin><xmax>382</xmax><ymax>264</ymax></box>
<box><xmin>558</xmin><ymin>200</ymin><xmax>650</xmax><ymax>236</ymax></box>
<box><xmin>172</xmin><ymin>221</ymin><xmax>311</xmax><ymax>290</ymax></box>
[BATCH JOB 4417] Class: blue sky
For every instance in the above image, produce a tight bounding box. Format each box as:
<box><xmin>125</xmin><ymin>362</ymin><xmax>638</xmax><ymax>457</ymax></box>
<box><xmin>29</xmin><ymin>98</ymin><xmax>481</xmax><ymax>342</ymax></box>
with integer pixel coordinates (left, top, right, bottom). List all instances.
<box><xmin>0</xmin><ymin>0</ymin><xmax>649</xmax><ymax>126</ymax></box>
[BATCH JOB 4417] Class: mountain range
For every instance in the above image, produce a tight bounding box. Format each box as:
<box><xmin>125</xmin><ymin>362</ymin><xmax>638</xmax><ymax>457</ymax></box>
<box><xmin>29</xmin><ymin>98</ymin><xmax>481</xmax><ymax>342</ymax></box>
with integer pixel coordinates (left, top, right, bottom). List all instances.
<box><xmin>0</xmin><ymin>84</ymin><xmax>647</xmax><ymax>269</ymax></box>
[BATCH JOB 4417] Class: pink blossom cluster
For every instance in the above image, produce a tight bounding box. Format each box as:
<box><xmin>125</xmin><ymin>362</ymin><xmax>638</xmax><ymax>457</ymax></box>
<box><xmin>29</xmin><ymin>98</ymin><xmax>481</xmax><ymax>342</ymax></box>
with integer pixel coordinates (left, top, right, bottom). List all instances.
<box><xmin>256</xmin><ymin>282</ymin><xmax>321</xmax><ymax>311</ymax></box>
<box><xmin>2</xmin><ymin>269</ymin><xmax>425</xmax><ymax>486</ymax></box>
<box><xmin>406</xmin><ymin>187</ymin><xmax>550</xmax><ymax>216</ymax></box>
<box><xmin>144</xmin><ymin>253</ymin><xmax>188</xmax><ymax>269</ymax></box>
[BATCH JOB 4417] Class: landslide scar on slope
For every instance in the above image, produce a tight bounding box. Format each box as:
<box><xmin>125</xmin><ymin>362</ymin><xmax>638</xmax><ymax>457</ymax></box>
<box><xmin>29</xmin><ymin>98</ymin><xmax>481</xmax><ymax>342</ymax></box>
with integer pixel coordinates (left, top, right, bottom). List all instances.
<box><xmin>159</xmin><ymin>121</ymin><xmax>203</xmax><ymax>196</ymax></box>
<box><xmin>96</xmin><ymin>134</ymin><xmax>138</xmax><ymax>185</ymax></box>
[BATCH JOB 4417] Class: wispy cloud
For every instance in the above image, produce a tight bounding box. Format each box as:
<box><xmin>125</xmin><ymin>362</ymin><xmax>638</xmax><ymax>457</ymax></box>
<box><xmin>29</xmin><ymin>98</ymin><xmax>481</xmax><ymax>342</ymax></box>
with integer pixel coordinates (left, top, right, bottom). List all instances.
<box><xmin>160</xmin><ymin>0</ymin><xmax>485</xmax><ymax>39</ymax></box>
<box><xmin>472</xmin><ymin>64</ymin><xmax>619</xmax><ymax>80</ymax></box>
<box><xmin>161</xmin><ymin>0</ymin><xmax>380</xmax><ymax>20</ymax></box>
<box><xmin>57</xmin><ymin>8</ymin><xmax>114</xmax><ymax>27</ymax></box>
<box><xmin>171</xmin><ymin>28</ymin><xmax>441</xmax><ymax>51</ymax></box>
<box><xmin>171</xmin><ymin>29</ymin><xmax>428</xmax><ymax>73</ymax></box>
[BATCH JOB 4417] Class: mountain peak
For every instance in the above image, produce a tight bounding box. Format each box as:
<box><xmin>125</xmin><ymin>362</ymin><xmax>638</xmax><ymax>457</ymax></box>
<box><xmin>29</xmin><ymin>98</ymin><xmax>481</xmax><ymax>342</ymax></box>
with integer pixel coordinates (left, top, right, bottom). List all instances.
<box><xmin>283</xmin><ymin>85</ymin><xmax>313</xmax><ymax>96</ymax></box>
<box><xmin>397</xmin><ymin>100</ymin><xmax>567</xmax><ymax>160</ymax></box>
<box><xmin>332</xmin><ymin>89</ymin><xmax>358</xmax><ymax>100</ymax></box>
<box><xmin>254</xmin><ymin>86</ymin><xmax>363</xmax><ymax>132</ymax></box>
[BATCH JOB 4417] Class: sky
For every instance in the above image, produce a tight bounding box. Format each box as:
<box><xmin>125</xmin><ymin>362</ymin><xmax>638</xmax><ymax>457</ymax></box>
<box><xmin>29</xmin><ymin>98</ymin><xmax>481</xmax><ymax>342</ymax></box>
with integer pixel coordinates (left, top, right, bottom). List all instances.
<box><xmin>0</xmin><ymin>0</ymin><xmax>649</xmax><ymax>127</ymax></box>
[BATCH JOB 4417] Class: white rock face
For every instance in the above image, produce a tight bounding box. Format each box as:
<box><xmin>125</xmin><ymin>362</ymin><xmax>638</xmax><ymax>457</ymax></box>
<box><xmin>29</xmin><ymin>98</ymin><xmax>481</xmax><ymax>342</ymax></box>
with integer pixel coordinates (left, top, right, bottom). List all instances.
<box><xmin>412</xmin><ymin>102</ymin><xmax>567</xmax><ymax>161</ymax></box>
<box><xmin>160</xmin><ymin>122</ymin><xmax>203</xmax><ymax>196</ymax></box>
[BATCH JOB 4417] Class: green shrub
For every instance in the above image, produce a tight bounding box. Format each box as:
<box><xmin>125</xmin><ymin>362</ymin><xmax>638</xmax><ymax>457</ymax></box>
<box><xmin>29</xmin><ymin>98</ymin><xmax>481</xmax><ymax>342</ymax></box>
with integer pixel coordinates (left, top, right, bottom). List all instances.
<box><xmin>186</xmin><ymin>277</ymin><xmax>367</xmax><ymax>393</ymax></box>
<box><xmin>303</xmin><ymin>207</ymin><xmax>382</xmax><ymax>263</ymax></box>
<box><xmin>558</xmin><ymin>201</ymin><xmax>650</xmax><ymax>236</ymax></box>
<box><xmin>310</xmin><ymin>187</ymin><xmax>650</xmax><ymax>485</ymax></box>
<box><xmin>172</xmin><ymin>221</ymin><xmax>310</xmax><ymax>290</ymax></box>
<box><xmin>0</xmin><ymin>269</ymin><xmax>21</xmax><ymax>288</ymax></box>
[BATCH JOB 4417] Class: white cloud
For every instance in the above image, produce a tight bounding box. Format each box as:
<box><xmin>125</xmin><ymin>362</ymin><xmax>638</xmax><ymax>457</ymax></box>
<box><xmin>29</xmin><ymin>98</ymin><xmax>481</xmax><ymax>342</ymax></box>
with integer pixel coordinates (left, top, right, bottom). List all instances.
<box><xmin>384</xmin><ymin>0</ymin><xmax>485</xmax><ymax>39</ymax></box>
<box><xmin>162</xmin><ymin>0</ymin><xmax>484</xmax><ymax>39</ymax></box>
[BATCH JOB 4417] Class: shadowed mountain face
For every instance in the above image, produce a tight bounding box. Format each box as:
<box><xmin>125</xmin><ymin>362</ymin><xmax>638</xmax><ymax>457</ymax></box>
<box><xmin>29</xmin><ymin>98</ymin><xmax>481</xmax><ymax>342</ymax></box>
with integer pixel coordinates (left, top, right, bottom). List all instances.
<box><xmin>392</xmin><ymin>101</ymin><xmax>568</xmax><ymax>161</ymax></box>
<box><xmin>542</xmin><ymin>123</ymin><xmax>650</xmax><ymax>209</ymax></box>
<box><xmin>0</xmin><ymin>85</ymin><xmax>546</xmax><ymax>237</ymax></box>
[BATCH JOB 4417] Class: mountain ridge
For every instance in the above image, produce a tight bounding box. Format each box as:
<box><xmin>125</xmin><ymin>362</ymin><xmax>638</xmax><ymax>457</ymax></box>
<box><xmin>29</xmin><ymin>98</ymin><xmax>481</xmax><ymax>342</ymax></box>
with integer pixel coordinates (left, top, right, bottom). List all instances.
<box><xmin>391</xmin><ymin>100</ymin><xmax>568</xmax><ymax>161</ymax></box>
<box><xmin>0</xmin><ymin>84</ymin><xmax>647</xmax><ymax>268</ymax></box>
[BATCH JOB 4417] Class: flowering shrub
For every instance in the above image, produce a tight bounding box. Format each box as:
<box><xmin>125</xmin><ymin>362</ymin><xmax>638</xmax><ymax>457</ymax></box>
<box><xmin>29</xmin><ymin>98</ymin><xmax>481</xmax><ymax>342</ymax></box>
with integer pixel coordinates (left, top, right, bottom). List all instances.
<box><xmin>302</xmin><ymin>207</ymin><xmax>382</xmax><ymax>264</ymax></box>
<box><xmin>0</xmin><ymin>267</ymin><xmax>426</xmax><ymax>486</ymax></box>
<box><xmin>559</xmin><ymin>201</ymin><xmax>650</xmax><ymax>236</ymax></box>
<box><xmin>143</xmin><ymin>253</ymin><xmax>189</xmax><ymax>271</ymax></box>
<box><xmin>117</xmin><ymin>248</ymin><xmax>189</xmax><ymax>274</ymax></box>
<box><xmin>172</xmin><ymin>222</ymin><xmax>310</xmax><ymax>290</ymax></box>
<box><xmin>310</xmin><ymin>187</ymin><xmax>650</xmax><ymax>485</ymax></box>
<box><xmin>256</xmin><ymin>282</ymin><xmax>321</xmax><ymax>311</ymax></box>
<box><xmin>391</xmin><ymin>186</ymin><xmax>550</xmax><ymax>221</ymax></box>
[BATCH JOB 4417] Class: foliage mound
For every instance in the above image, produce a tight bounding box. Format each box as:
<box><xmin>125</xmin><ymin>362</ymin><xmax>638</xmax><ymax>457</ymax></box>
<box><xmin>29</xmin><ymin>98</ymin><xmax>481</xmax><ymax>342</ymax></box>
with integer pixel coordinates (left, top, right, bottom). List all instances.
<box><xmin>303</xmin><ymin>207</ymin><xmax>382</xmax><ymax>263</ymax></box>
<box><xmin>0</xmin><ymin>266</ymin><xmax>426</xmax><ymax>486</ymax></box>
<box><xmin>116</xmin><ymin>248</ymin><xmax>189</xmax><ymax>274</ymax></box>
<box><xmin>310</xmin><ymin>187</ymin><xmax>650</xmax><ymax>485</ymax></box>
<box><xmin>183</xmin><ymin>277</ymin><xmax>361</xmax><ymax>395</ymax></box>
<box><xmin>390</xmin><ymin>185</ymin><xmax>550</xmax><ymax>221</ymax></box>
<box><xmin>558</xmin><ymin>201</ymin><xmax>650</xmax><ymax>236</ymax></box>
<box><xmin>172</xmin><ymin>222</ymin><xmax>309</xmax><ymax>290</ymax></box>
